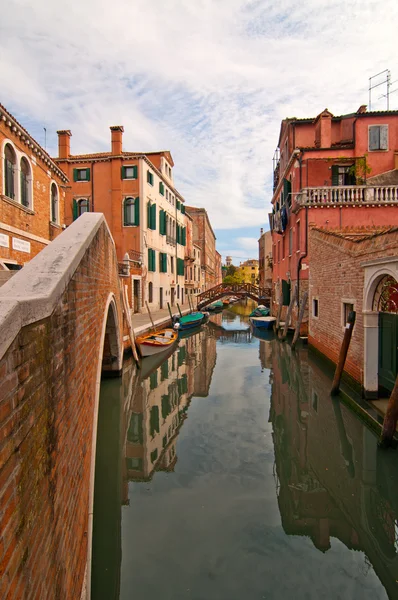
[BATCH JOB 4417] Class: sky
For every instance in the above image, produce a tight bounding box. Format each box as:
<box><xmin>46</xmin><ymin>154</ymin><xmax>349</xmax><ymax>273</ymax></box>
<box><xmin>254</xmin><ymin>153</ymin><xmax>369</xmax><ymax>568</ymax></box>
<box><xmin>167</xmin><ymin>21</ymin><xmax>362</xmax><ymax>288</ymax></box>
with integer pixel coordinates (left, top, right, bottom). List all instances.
<box><xmin>1</xmin><ymin>0</ymin><xmax>397</xmax><ymax>263</ymax></box>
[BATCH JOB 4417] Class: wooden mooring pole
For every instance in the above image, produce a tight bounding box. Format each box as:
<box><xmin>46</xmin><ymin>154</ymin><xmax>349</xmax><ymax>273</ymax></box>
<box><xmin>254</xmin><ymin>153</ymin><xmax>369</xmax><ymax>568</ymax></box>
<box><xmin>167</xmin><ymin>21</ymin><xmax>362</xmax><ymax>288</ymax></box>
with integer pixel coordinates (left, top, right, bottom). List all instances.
<box><xmin>145</xmin><ymin>300</ymin><xmax>156</xmax><ymax>331</ymax></box>
<box><xmin>330</xmin><ymin>310</ymin><xmax>356</xmax><ymax>396</ymax></box>
<box><xmin>122</xmin><ymin>285</ymin><xmax>140</xmax><ymax>366</ymax></box>
<box><xmin>291</xmin><ymin>291</ymin><xmax>308</xmax><ymax>350</ymax></box>
<box><xmin>274</xmin><ymin>292</ymin><xmax>283</xmax><ymax>332</ymax></box>
<box><xmin>379</xmin><ymin>374</ymin><xmax>398</xmax><ymax>448</ymax></box>
<box><xmin>280</xmin><ymin>283</ymin><xmax>297</xmax><ymax>342</ymax></box>
<box><xmin>167</xmin><ymin>301</ymin><xmax>173</xmax><ymax>321</ymax></box>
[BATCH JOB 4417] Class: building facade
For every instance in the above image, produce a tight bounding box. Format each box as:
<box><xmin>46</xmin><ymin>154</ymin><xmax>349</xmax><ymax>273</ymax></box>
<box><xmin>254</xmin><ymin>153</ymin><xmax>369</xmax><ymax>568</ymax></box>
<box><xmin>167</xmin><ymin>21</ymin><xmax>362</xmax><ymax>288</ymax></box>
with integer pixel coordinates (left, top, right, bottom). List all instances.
<box><xmin>0</xmin><ymin>104</ymin><xmax>67</xmax><ymax>271</ymax></box>
<box><xmin>215</xmin><ymin>251</ymin><xmax>222</xmax><ymax>285</ymax></box>
<box><xmin>308</xmin><ymin>226</ymin><xmax>398</xmax><ymax>397</ymax></box>
<box><xmin>54</xmin><ymin>126</ymin><xmax>187</xmax><ymax>311</ymax></box>
<box><xmin>185</xmin><ymin>206</ymin><xmax>218</xmax><ymax>290</ymax></box>
<box><xmin>269</xmin><ymin>105</ymin><xmax>398</xmax><ymax>320</ymax></box>
<box><xmin>258</xmin><ymin>228</ymin><xmax>272</xmax><ymax>288</ymax></box>
<box><xmin>238</xmin><ymin>259</ymin><xmax>259</xmax><ymax>284</ymax></box>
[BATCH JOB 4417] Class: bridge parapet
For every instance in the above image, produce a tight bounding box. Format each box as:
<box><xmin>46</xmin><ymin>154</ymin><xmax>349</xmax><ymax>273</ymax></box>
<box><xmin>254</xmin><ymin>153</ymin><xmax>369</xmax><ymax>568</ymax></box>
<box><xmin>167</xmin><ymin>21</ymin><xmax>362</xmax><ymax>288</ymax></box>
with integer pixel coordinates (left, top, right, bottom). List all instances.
<box><xmin>197</xmin><ymin>282</ymin><xmax>271</xmax><ymax>309</ymax></box>
<box><xmin>0</xmin><ymin>213</ymin><xmax>123</xmax><ymax>599</ymax></box>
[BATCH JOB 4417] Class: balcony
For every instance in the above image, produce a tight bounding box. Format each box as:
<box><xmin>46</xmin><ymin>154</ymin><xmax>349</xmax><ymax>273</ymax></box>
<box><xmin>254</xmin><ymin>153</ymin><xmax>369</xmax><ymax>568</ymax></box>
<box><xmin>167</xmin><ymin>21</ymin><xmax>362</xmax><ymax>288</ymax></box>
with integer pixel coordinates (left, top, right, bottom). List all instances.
<box><xmin>166</xmin><ymin>234</ymin><xmax>176</xmax><ymax>246</ymax></box>
<box><xmin>127</xmin><ymin>249</ymin><xmax>142</xmax><ymax>264</ymax></box>
<box><xmin>296</xmin><ymin>185</ymin><xmax>398</xmax><ymax>207</ymax></box>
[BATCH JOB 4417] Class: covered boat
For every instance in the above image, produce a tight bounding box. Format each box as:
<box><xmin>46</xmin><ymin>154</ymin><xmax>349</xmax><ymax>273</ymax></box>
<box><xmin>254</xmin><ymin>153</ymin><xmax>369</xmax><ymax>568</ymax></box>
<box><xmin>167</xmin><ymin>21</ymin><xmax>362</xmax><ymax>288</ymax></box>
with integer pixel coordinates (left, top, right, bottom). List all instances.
<box><xmin>249</xmin><ymin>305</ymin><xmax>270</xmax><ymax>318</ymax></box>
<box><xmin>135</xmin><ymin>328</ymin><xmax>178</xmax><ymax>357</ymax></box>
<box><xmin>207</xmin><ymin>300</ymin><xmax>224</xmax><ymax>312</ymax></box>
<box><xmin>173</xmin><ymin>311</ymin><xmax>205</xmax><ymax>331</ymax></box>
<box><xmin>250</xmin><ymin>316</ymin><xmax>276</xmax><ymax>330</ymax></box>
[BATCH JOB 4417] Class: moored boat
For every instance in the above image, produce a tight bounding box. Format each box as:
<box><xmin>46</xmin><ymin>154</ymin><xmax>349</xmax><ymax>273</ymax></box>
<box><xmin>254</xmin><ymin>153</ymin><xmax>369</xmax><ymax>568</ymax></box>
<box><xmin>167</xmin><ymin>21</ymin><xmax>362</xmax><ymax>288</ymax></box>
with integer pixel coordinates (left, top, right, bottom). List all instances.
<box><xmin>249</xmin><ymin>305</ymin><xmax>270</xmax><ymax>318</ymax></box>
<box><xmin>173</xmin><ymin>311</ymin><xmax>205</xmax><ymax>331</ymax></box>
<box><xmin>207</xmin><ymin>300</ymin><xmax>224</xmax><ymax>312</ymax></box>
<box><xmin>249</xmin><ymin>316</ymin><xmax>276</xmax><ymax>330</ymax></box>
<box><xmin>135</xmin><ymin>328</ymin><xmax>178</xmax><ymax>357</ymax></box>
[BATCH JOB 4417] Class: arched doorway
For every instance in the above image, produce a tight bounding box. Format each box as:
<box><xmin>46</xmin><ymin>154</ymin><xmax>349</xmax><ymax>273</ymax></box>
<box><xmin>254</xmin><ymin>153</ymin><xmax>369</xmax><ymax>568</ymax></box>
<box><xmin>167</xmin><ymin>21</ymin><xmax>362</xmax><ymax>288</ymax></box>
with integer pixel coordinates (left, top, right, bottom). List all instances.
<box><xmin>363</xmin><ymin>259</ymin><xmax>398</xmax><ymax>397</ymax></box>
<box><xmin>374</xmin><ymin>275</ymin><xmax>398</xmax><ymax>395</ymax></box>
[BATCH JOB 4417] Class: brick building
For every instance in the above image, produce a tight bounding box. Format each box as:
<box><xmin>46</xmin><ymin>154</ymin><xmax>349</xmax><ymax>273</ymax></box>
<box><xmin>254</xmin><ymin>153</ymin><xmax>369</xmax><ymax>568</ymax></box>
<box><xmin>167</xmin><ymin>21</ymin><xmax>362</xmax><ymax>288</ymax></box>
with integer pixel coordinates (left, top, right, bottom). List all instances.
<box><xmin>0</xmin><ymin>104</ymin><xmax>67</xmax><ymax>272</ymax></box>
<box><xmin>309</xmin><ymin>226</ymin><xmax>398</xmax><ymax>397</ymax></box>
<box><xmin>269</xmin><ymin>105</ymin><xmax>398</xmax><ymax>320</ymax></box>
<box><xmin>54</xmin><ymin>126</ymin><xmax>187</xmax><ymax>311</ymax></box>
<box><xmin>215</xmin><ymin>250</ymin><xmax>222</xmax><ymax>285</ymax></box>
<box><xmin>185</xmin><ymin>206</ymin><xmax>218</xmax><ymax>290</ymax></box>
<box><xmin>258</xmin><ymin>228</ymin><xmax>272</xmax><ymax>288</ymax></box>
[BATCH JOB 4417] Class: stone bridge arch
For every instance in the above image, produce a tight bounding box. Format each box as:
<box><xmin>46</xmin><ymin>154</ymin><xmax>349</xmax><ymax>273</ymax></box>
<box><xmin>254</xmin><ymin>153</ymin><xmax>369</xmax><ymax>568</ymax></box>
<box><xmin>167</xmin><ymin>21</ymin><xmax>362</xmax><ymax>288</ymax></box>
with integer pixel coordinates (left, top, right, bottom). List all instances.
<box><xmin>0</xmin><ymin>213</ymin><xmax>125</xmax><ymax>600</ymax></box>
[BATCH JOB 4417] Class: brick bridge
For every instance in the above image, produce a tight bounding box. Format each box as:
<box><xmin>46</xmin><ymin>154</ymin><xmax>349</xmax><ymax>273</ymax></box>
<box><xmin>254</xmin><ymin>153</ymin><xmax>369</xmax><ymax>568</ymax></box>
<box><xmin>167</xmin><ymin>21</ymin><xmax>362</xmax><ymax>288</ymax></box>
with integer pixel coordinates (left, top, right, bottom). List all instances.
<box><xmin>0</xmin><ymin>214</ymin><xmax>125</xmax><ymax>600</ymax></box>
<box><xmin>197</xmin><ymin>282</ymin><xmax>271</xmax><ymax>309</ymax></box>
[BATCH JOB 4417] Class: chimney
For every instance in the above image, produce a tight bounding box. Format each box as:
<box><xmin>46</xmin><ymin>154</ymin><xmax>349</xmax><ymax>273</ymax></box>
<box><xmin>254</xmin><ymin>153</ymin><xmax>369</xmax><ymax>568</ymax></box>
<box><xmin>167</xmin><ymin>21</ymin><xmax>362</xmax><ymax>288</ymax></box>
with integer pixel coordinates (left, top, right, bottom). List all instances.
<box><xmin>319</xmin><ymin>109</ymin><xmax>332</xmax><ymax>148</ymax></box>
<box><xmin>260</xmin><ymin>227</ymin><xmax>264</xmax><ymax>235</ymax></box>
<box><xmin>110</xmin><ymin>125</ymin><xmax>124</xmax><ymax>155</ymax></box>
<box><xmin>57</xmin><ymin>130</ymin><xmax>72</xmax><ymax>159</ymax></box>
<box><xmin>357</xmin><ymin>105</ymin><xmax>367</xmax><ymax>114</ymax></box>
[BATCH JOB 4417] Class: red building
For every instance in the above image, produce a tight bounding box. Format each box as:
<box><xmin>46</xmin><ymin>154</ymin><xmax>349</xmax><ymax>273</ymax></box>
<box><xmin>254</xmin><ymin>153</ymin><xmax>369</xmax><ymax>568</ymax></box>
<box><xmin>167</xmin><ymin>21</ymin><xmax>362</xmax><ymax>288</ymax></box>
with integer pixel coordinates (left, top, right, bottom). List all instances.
<box><xmin>269</xmin><ymin>105</ymin><xmax>398</xmax><ymax>320</ymax></box>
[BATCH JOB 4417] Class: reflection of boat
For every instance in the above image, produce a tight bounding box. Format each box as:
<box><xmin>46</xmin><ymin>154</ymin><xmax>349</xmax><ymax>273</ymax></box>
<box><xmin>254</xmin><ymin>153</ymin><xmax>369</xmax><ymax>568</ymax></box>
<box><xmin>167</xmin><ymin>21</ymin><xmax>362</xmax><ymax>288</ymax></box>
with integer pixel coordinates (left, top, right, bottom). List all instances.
<box><xmin>139</xmin><ymin>343</ymin><xmax>176</xmax><ymax>379</ymax></box>
<box><xmin>178</xmin><ymin>323</ymin><xmax>205</xmax><ymax>339</ymax></box>
<box><xmin>249</xmin><ymin>305</ymin><xmax>270</xmax><ymax>317</ymax></box>
<box><xmin>173</xmin><ymin>312</ymin><xmax>205</xmax><ymax>331</ymax></box>
<box><xmin>135</xmin><ymin>329</ymin><xmax>178</xmax><ymax>357</ymax></box>
<box><xmin>250</xmin><ymin>316</ymin><xmax>276</xmax><ymax>329</ymax></box>
<box><xmin>251</xmin><ymin>326</ymin><xmax>275</xmax><ymax>341</ymax></box>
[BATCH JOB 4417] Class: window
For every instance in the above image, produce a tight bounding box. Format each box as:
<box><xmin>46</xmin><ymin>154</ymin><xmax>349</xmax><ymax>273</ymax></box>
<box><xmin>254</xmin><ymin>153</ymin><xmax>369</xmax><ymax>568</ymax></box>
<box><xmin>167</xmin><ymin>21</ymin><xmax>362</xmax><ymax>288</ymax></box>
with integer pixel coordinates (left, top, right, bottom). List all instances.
<box><xmin>73</xmin><ymin>168</ymin><xmax>90</xmax><ymax>182</ymax></box>
<box><xmin>122</xmin><ymin>165</ymin><xmax>137</xmax><ymax>179</ymax></box>
<box><xmin>331</xmin><ymin>165</ymin><xmax>356</xmax><ymax>186</ymax></box>
<box><xmin>147</xmin><ymin>170</ymin><xmax>154</xmax><ymax>186</ymax></box>
<box><xmin>343</xmin><ymin>302</ymin><xmax>354</xmax><ymax>325</ymax></box>
<box><xmin>171</xmin><ymin>256</ymin><xmax>174</xmax><ymax>274</ymax></box>
<box><xmin>159</xmin><ymin>182</ymin><xmax>164</xmax><ymax>195</ymax></box>
<box><xmin>296</xmin><ymin>220</ymin><xmax>300</xmax><ymax>252</ymax></box>
<box><xmin>123</xmin><ymin>197</ymin><xmax>139</xmax><ymax>226</ymax></box>
<box><xmin>166</xmin><ymin>190</ymin><xmax>169</xmax><ymax>200</ymax></box>
<box><xmin>148</xmin><ymin>248</ymin><xmax>156</xmax><ymax>272</ymax></box>
<box><xmin>159</xmin><ymin>252</ymin><xmax>167</xmax><ymax>273</ymax></box>
<box><xmin>159</xmin><ymin>209</ymin><xmax>166</xmax><ymax>235</ymax></box>
<box><xmin>4</xmin><ymin>144</ymin><xmax>16</xmax><ymax>200</ymax></box>
<box><xmin>289</xmin><ymin>228</ymin><xmax>293</xmax><ymax>256</ymax></box>
<box><xmin>147</xmin><ymin>202</ymin><xmax>156</xmax><ymax>230</ymax></box>
<box><xmin>50</xmin><ymin>183</ymin><xmax>59</xmax><ymax>223</ymax></box>
<box><xmin>369</xmin><ymin>125</ymin><xmax>388</xmax><ymax>151</ymax></box>
<box><xmin>312</xmin><ymin>298</ymin><xmax>319</xmax><ymax>318</ymax></box>
<box><xmin>73</xmin><ymin>198</ymin><xmax>90</xmax><ymax>219</ymax></box>
<box><xmin>148</xmin><ymin>281</ymin><xmax>153</xmax><ymax>302</ymax></box>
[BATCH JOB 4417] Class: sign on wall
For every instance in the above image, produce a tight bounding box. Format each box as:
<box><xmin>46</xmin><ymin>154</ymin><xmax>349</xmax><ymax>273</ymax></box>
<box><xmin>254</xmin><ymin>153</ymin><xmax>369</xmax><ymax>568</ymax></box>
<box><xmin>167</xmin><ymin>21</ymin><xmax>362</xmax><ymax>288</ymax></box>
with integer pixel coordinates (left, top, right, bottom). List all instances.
<box><xmin>12</xmin><ymin>237</ymin><xmax>31</xmax><ymax>254</ymax></box>
<box><xmin>0</xmin><ymin>233</ymin><xmax>9</xmax><ymax>248</ymax></box>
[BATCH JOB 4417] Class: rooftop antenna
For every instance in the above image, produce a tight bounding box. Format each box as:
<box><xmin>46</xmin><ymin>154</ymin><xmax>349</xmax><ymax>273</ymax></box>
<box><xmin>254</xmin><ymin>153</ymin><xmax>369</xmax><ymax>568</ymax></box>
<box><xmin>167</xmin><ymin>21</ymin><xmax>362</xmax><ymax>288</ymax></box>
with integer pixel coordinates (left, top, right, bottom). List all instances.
<box><xmin>43</xmin><ymin>127</ymin><xmax>47</xmax><ymax>151</ymax></box>
<box><xmin>369</xmin><ymin>69</ymin><xmax>391</xmax><ymax>110</ymax></box>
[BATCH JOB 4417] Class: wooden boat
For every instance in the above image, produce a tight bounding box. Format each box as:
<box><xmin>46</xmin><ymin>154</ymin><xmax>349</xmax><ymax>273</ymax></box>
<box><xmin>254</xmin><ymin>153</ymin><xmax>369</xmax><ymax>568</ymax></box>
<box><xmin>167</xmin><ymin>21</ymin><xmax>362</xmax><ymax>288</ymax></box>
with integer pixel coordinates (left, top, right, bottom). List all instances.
<box><xmin>135</xmin><ymin>328</ymin><xmax>178</xmax><ymax>357</ymax></box>
<box><xmin>173</xmin><ymin>311</ymin><xmax>205</xmax><ymax>331</ymax></box>
<box><xmin>222</xmin><ymin>298</ymin><xmax>230</xmax><ymax>306</ymax></box>
<box><xmin>249</xmin><ymin>305</ymin><xmax>270</xmax><ymax>318</ymax></box>
<box><xmin>250</xmin><ymin>316</ymin><xmax>276</xmax><ymax>330</ymax></box>
<box><xmin>207</xmin><ymin>300</ymin><xmax>224</xmax><ymax>312</ymax></box>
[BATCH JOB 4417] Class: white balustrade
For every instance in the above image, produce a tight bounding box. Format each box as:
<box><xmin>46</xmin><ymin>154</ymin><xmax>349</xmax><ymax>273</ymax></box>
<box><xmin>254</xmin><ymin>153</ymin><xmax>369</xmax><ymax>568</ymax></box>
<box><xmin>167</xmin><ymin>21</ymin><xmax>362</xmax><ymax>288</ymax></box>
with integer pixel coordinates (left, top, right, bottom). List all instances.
<box><xmin>296</xmin><ymin>185</ymin><xmax>398</xmax><ymax>206</ymax></box>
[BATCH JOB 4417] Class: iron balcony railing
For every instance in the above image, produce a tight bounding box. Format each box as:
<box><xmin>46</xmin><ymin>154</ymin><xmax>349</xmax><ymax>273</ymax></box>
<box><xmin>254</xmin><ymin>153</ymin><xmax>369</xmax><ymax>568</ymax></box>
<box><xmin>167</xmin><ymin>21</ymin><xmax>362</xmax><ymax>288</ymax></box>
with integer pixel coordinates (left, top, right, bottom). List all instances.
<box><xmin>296</xmin><ymin>185</ymin><xmax>398</xmax><ymax>206</ymax></box>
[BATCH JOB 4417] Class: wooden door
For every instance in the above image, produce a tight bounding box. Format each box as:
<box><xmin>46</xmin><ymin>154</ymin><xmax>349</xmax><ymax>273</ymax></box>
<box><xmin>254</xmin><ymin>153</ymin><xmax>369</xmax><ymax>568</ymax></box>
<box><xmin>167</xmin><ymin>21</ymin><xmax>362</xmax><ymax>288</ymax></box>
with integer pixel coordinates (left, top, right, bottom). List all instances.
<box><xmin>379</xmin><ymin>312</ymin><xmax>398</xmax><ymax>394</ymax></box>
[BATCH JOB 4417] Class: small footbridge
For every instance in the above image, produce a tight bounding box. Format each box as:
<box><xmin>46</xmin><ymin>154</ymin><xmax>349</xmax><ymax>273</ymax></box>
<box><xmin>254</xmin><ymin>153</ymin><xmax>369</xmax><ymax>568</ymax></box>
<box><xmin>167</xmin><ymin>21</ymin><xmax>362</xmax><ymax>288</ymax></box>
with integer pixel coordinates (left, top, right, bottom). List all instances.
<box><xmin>197</xmin><ymin>283</ymin><xmax>271</xmax><ymax>310</ymax></box>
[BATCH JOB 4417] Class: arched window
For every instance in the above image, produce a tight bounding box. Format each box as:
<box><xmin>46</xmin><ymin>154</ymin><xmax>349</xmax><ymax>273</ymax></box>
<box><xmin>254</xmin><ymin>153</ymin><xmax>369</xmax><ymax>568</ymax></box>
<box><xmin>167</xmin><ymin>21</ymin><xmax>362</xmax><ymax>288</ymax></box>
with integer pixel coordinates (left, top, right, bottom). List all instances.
<box><xmin>20</xmin><ymin>157</ymin><xmax>32</xmax><ymax>208</ymax></box>
<box><xmin>123</xmin><ymin>197</ymin><xmax>139</xmax><ymax>226</ymax></box>
<box><xmin>4</xmin><ymin>144</ymin><xmax>16</xmax><ymax>200</ymax></box>
<box><xmin>148</xmin><ymin>281</ymin><xmax>153</xmax><ymax>303</ymax></box>
<box><xmin>74</xmin><ymin>198</ymin><xmax>90</xmax><ymax>219</ymax></box>
<box><xmin>51</xmin><ymin>182</ymin><xmax>59</xmax><ymax>223</ymax></box>
<box><xmin>373</xmin><ymin>275</ymin><xmax>398</xmax><ymax>313</ymax></box>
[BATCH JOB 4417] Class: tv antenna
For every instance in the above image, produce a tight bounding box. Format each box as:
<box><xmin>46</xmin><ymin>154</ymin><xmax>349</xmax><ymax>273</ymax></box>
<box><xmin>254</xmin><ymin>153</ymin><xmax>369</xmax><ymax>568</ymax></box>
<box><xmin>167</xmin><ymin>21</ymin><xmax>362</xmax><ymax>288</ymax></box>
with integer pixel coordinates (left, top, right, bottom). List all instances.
<box><xmin>369</xmin><ymin>69</ymin><xmax>397</xmax><ymax>110</ymax></box>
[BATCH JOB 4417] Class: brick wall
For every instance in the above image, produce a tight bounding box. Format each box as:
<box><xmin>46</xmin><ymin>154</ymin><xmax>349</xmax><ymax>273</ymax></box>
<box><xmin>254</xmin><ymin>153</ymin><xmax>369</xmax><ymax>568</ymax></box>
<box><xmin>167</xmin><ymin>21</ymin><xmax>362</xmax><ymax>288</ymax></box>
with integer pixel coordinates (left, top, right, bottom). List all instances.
<box><xmin>309</xmin><ymin>228</ymin><xmax>398</xmax><ymax>386</ymax></box>
<box><xmin>0</xmin><ymin>218</ymin><xmax>123</xmax><ymax>599</ymax></box>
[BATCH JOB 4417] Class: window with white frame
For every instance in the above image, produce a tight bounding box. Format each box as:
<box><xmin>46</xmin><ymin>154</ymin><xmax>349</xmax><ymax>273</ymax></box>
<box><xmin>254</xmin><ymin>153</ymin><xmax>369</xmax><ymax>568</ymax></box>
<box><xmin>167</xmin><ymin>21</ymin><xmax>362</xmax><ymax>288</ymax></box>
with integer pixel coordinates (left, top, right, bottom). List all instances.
<box><xmin>20</xmin><ymin>157</ymin><xmax>32</xmax><ymax>208</ymax></box>
<box><xmin>4</xmin><ymin>143</ymin><xmax>17</xmax><ymax>200</ymax></box>
<box><xmin>78</xmin><ymin>198</ymin><xmax>89</xmax><ymax>215</ymax></box>
<box><xmin>50</xmin><ymin>182</ymin><xmax>59</xmax><ymax>223</ymax></box>
<box><xmin>369</xmin><ymin>125</ymin><xmax>388</xmax><ymax>151</ymax></box>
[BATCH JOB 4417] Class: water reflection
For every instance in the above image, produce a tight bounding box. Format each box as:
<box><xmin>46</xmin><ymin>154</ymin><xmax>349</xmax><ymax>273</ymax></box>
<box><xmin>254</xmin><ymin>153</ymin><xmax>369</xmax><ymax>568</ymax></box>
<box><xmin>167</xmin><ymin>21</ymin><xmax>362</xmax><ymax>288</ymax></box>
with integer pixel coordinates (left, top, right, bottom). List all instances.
<box><xmin>92</xmin><ymin>304</ymin><xmax>398</xmax><ymax>600</ymax></box>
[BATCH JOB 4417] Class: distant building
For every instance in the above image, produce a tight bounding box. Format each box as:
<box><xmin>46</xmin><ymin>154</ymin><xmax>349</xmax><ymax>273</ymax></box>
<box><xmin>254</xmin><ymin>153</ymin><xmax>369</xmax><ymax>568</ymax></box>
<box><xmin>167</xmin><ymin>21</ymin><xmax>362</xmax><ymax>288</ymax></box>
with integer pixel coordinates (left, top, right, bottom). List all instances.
<box><xmin>215</xmin><ymin>251</ymin><xmax>222</xmax><ymax>285</ymax></box>
<box><xmin>185</xmin><ymin>206</ymin><xmax>218</xmax><ymax>290</ymax></box>
<box><xmin>0</xmin><ymin>103</ymin><xmax>67</xmax><ymax>273</ymax></box>
<box><xmin>269</xmin><ymin>105</ymin><xmax>398</xmax><ymax>322</ymax></box>
<box><xmin>258</xmin><ymin>228</ymin><xmax>272</xmax><ymax>289</ymax></box>
<box><xmin>226</xmin><ymin>255</ymin><xmax>232</xmax><ymax>267</ymax></box>
<box><xmin>54</xmin><ymin>126</ymin><xmax>188</xmax><ymax>311</ymax></box>
<box><xmin>238</xmin><ymin>259</ymin><xmax>259</xmax><ymax>284</ymax></box>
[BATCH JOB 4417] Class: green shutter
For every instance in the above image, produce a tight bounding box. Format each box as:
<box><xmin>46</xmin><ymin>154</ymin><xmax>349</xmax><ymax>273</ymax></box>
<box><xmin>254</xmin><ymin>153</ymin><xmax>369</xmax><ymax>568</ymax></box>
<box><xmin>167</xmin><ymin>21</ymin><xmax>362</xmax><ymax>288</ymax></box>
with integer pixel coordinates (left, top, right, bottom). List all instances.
<box><xmin>72</xmin><ymin>199</ymin><xmax>78</xmax><ymax>220</ymax></box>
<box><xmin>123</xmin><ymin>199</ymin><xmax>128</xmax><ymax>225</ymax></box>
<box><xmin>176</xmin><ymin>225</ymin><xmax>180</xmax><ymax>244</ymax></box>
<box><xmin>153</xmin><ymin>249</ymin><xmax>156</xmax><ymax>271</ymax></box>
<box><xmin>148</xmin><ymin>248</ymin><xmax>151</xmax><ymax>270</ymax></box>
<box><xmin>147</xmin><ymin>202</ymin><xmax>151</xmax><ymax>228</ymax></box>
<box><xmin>151</xmin><ymin>203</ymin><xmax>156</xmax><ymax>230</ymax></box>
<box><xmin>182</xmin><ymin>227</ymin><xmax>186</xmax><ymax>246</ymax></box>
<box><xmin>331</xmin><ymin>165</ymin><xmax>339</xmax><ymax>186</ymax></box>
<box><xmin>86</xmin><ymin>168</ymin><xmax>91</xmax><ymax>182</ymax></box>
<box><xmin>73</xmin><ymin>169</ymin><xmax>78</xmax><ymax>182</ymax></box>
<box><xmin>134</xmin><ymin>197</ymin><xmax>140</xmax><ymax>225</ymax></box>
<box><xmin>176</xmin><ymin>199</ymin><xmax>181</xmax><ymax>210</ymax></box>
<box><xmin>121</xmin><ymin>166</ymin><xmax>126</xmax><ymax>179</ymax></box>
<box><xmin>181</xmin><ymin>204</ymin><xmax>185</xmax><ymax>214</ymax></box>
<box><xmin>133</xmin><ymin>165</ymin><xmax>138</xmax><ymax>179</ymax></box>
<box><xmin>159</xmin><ymin>182</ymin><xmax>164</xmax><ymax>195</ymax></box>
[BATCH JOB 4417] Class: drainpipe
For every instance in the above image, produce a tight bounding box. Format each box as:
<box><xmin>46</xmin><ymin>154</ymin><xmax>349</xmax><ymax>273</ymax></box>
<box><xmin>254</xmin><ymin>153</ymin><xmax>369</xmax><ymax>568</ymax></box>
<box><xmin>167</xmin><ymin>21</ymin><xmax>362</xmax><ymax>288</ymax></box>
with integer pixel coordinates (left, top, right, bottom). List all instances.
<box><xmin>297</xmin><ymin>205</ymin><xmax>308</xmax><ymax>306</ymax></box>
<box><xmin>91</xmin><ymin>161</ymin><xmax>95</xmax><ymax>212</ymax></box>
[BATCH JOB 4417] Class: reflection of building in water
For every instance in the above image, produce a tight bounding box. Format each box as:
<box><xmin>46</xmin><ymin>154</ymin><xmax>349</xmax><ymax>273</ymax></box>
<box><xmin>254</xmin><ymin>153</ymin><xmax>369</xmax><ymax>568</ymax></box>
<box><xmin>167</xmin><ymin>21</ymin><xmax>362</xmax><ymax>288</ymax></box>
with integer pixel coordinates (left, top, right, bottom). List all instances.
<box><xmin>259</xmin><ymin>340</ymin><xmax>272</xmax><ymax>371</ymax></box>
<box><xmin>122</xmin><ymin>329</ymin><xmax>217</xmax><ymax>497</ymax></box>
<box><xmin>270</xmin><ymin>341</ymin><xmax>398</xmax><ymax>597</ymax></box>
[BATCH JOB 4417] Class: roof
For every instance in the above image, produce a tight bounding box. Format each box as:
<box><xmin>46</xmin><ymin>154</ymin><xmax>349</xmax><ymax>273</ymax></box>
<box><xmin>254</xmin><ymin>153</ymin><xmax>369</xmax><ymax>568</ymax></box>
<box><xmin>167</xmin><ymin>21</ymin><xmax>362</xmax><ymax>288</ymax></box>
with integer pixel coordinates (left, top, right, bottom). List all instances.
<box><xmin>0</xmin><ymin>103</ymin><xmax>68</xmax><ymax>182</ymax></box>
<box><xmin>310</xmin><ymin>225</ymin><xmax>398</xmax><ymax>243</ymax></box>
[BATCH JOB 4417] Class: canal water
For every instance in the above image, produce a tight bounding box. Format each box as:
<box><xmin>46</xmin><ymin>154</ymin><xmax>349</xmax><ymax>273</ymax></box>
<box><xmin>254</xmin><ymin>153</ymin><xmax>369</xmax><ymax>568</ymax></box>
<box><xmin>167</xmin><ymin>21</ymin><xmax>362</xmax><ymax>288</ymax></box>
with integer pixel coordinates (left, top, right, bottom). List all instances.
<box><xmin>92</xmin><ymin>302</ymin><xmax>398</xmax><ymax>600</ymax></box>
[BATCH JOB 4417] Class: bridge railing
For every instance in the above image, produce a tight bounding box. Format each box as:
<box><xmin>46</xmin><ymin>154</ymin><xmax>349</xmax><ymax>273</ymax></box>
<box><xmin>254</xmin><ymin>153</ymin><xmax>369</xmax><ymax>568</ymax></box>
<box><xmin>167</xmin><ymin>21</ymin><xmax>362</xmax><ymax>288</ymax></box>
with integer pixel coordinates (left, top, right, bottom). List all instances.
<box><xmin>197</xmin><ymin>282</ymin><xmax>271</xmax><ymax>307</ymax></box>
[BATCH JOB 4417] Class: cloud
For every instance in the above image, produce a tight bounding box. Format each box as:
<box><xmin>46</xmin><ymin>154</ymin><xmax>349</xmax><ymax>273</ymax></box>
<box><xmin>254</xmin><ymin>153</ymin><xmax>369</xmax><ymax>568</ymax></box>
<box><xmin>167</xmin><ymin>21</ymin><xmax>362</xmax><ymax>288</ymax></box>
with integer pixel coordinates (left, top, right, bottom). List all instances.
<box><xmin>1</xmin><ymin>0</ymin><xmax>397</xmax><ymax>232</ymax></box>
